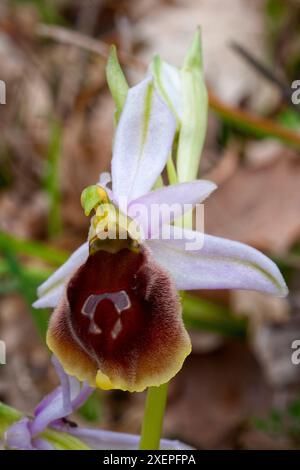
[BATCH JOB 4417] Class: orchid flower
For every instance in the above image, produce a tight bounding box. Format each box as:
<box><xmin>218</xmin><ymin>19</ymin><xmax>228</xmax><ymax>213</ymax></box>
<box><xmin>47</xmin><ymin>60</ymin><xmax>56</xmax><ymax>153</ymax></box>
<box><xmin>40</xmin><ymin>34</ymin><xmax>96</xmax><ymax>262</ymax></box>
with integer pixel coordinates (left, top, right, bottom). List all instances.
<box><xmin>2</xmin><ymin>357</ymin><xmax>190</xmax><ymax>450</ymax></box>
<box><xmin>33</xmin><ymin>67</ymin><xmax>288</xmax><ymax>394</ymax></box>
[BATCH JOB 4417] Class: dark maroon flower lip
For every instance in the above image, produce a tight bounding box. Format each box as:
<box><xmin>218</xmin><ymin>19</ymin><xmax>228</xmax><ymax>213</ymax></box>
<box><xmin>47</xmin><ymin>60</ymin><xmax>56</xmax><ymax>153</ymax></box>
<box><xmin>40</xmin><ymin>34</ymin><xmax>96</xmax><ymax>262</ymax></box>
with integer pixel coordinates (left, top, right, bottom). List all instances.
<box><xmin>47</xmin><ymin>244</ymin><xmax>191</xmax><ymax>392</ymax></box>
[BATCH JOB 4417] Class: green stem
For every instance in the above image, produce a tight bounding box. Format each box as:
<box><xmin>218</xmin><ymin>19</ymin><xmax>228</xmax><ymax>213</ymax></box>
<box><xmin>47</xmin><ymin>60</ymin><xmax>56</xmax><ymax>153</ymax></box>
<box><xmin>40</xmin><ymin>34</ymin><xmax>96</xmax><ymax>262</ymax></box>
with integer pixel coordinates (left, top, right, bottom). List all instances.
<box><xmin>166</xmin><ymin>156</ymin><xmax>178</xmax><ymax>185</ymax></box>
<box><xmin>139</xmin><ymin>383</ymin><xmax>168</xmax><ymax>450</ymax></box>
<box><xmin>0</xmin><ymin>231</ymin><xmax>68</xmax><ymax>266</ymax></box>
<box><xmin>45</xmin><ymin>119</ymin><xmax>63</xmax><ymax>238</ymax></box>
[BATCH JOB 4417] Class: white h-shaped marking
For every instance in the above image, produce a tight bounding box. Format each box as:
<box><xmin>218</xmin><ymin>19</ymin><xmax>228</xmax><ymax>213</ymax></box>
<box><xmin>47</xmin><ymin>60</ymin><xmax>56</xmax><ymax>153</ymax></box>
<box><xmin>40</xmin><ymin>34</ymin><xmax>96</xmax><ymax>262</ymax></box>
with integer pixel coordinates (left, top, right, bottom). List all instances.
<box><xmin>81</xmin><ymin>291</ymin><xmax>131</xmax><ymax>338</ymax></box>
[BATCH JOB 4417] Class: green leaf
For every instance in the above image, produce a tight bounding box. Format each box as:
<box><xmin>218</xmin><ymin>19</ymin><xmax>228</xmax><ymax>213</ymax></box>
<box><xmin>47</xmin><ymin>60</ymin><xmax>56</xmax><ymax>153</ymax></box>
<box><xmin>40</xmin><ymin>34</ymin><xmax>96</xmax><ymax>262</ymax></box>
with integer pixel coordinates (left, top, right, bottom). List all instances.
<box><xmin>106</xmin><ymin>45</ymin><xmax>129</xmax><ymax>123</ymax></box>
<box><xmin>42</xmin><ymin>428</ymin><xmax>90</xmax><ymax>450</ymax></box>
<box><xmin>0</xmin><ymin>261</ymin><xmax>50</xmax><ymax>294</ymax></box>
<box><xmin>44</xmin><ymin>119</ymin><xmax>63</xmax><ymax>238</ymax></box>
<box><xmin>0</xmin><ymin>402</ymin><xmax>22</xmax><ymax>438</ymax></box>
<box><xmin>12</xmin><ymin>0</ymin><xmax>66</xmax><ymax>25</ymax></box>
<box><xmin>269</xmin><ymin>409</ymin><xmax>283</xmax><ymax>433</ymax></box>
<box><xmin>0</xmin><ymin>231</ymin><xmax>68</xmax><ymax>266</ymax></box>
<box><xmin>288</xmin><ymin>397</ymin><xmax>300</xmax><ymax>420</ymax></box>
<box><xmin>0</xmin><ymin>240</ymin><xmax>49</xmax><ymax>336</ymax></box>
<box><xmin>79</xmin><ymin>391</ymin><xmax>102</xmax><ymax>422</ymax></box>
<box><xmin>266</xmin><ymin>0</ymin><xmax>288</xmax><ymax>23</ymax></box>
<box><xmin>176</xmin><ymin>29</ymin><xmax>208</xmax><ymax>182</ymax></box>
<box><xmin>182</xmin><ymin>293</ymin><xmax>247</xmax><ymax>338</ymax></box>
<box><xmin>277</xmin><ymin>108</ymin><xmax>300</xmax><ymax>130</ymax></box>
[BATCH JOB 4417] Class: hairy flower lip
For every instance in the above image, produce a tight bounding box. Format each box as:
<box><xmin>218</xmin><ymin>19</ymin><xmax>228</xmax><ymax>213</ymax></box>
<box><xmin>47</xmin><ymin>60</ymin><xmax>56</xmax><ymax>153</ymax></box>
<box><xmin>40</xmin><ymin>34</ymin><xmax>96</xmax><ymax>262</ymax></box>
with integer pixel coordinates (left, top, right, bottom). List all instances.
<box><xmin>47</xmin><ymin>244</ymin><xmax>191</xmax><ymax>393</ymax></box>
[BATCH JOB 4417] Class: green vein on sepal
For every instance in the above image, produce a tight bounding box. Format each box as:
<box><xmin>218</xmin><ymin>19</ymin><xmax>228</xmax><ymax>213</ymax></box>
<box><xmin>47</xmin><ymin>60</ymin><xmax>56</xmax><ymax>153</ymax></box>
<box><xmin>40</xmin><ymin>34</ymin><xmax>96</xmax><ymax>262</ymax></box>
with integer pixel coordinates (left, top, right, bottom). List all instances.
<box><xmin>141</xmin><ymin>82</ymin><xmax>154</xmax><ymax>152</ymax></box>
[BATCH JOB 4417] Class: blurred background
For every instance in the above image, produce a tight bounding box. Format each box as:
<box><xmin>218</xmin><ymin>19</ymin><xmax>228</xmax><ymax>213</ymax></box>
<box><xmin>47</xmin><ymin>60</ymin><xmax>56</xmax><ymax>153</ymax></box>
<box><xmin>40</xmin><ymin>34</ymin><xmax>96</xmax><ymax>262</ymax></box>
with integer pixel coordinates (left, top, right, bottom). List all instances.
<box><xmin>1</xmin><ymin>0</ymin><xmax>300</xmax><ymax>450</ymax></box>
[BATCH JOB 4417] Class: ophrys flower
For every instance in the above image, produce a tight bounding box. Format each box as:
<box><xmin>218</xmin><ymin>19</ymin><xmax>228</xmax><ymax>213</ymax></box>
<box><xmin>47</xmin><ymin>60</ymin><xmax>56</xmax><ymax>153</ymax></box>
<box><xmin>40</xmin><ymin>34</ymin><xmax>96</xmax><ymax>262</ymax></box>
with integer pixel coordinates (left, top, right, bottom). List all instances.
<box><xmin>34</xmin><ymin>76</ymin><xmax>287</xmax><ymax>393</ymax></box>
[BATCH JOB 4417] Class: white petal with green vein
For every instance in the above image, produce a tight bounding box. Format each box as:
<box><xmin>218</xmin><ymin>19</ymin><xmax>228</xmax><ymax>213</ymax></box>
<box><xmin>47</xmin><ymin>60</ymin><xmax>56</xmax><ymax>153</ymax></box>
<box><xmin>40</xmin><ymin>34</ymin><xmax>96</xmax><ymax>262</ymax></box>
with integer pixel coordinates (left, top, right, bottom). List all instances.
<box><xmin>147</xmin><ymin>226</ymin><xmax>288</xmax><ymax>297</ymax></box>
<box><xmin>112</xmin><ymin>77</ymin><xmax>176</xmax><ymax>204</ymax></box>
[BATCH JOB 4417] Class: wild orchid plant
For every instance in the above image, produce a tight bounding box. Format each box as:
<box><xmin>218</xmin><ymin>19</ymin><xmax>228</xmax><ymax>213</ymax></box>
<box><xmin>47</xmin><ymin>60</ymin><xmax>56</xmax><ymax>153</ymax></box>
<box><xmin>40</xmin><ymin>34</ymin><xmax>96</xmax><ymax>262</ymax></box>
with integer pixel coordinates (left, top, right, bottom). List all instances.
<box><xmin>1</xmin><ymin>31</ymin><xmax>288</xmax><ymax>450</ymax></box>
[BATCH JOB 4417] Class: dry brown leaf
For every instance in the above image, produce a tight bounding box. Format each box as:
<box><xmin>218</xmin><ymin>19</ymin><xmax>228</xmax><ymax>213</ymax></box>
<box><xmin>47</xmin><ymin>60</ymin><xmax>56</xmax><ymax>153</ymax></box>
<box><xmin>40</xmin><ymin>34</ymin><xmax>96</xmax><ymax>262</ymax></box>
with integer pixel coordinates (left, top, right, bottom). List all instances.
<box><xmin>244</xmin><ymin>140</ymin><xmax>286</xmax><ymax>168</ymax></box>
<box><xmin>164</xmin><ymin>341</ymin><xmax>272</xmax><ymax>449</ymax></box>
<box><xmin>202</xmin><ymin>147</ymin><xmax>239</xmax><ymax>185</ymax></box>
<box><xmin>205</xmin><ymin>154</ymin><xmax>300</xmax><ymax>253</ymax></box>
<box><xmin>231</xmin><ymin>290</ymin><xmax>290</xmax><ymax>326</ymax></box>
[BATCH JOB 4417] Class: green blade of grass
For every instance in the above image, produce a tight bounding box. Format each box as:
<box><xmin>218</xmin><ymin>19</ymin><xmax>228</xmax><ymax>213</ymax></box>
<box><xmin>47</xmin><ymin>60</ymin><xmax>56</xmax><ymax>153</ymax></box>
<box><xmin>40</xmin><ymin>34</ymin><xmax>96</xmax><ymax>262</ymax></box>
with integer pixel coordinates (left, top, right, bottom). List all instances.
<box><xmin>0</xmin><ymin>231</ymin><xmax>68</xmax><ymax>266</ymax></box>
<box><xmin>12</xmin><ymin>0</ymin><xmax>65</xmax><ymax>25</ymax></box>
<box><xmin>79</xmin><ymin>391</ymin><xmax>102</xmax><ymax>423</ymax></box>
<box><xmin>0</xmin><ymin>402</ymin><xmax>22</xmax><ymax>437</ymax></box>
<box><xmin>182</xmin><ymin>293</ymin><xmax>247</xmax><ymax>338</ymax></box>
<box><xmin>44</xmin><ymin>119</ymin><xmax>63</xmax><ymax>238</ymax></box>
<box><xmin>0</xmin><ymin>259</ymin><xmax>52</xmax><ymax>280</ymax></box>
<box><xmin>0</xmin><ymin>242</ymin><xmax>49</xmax><ymax>336</ymax></box>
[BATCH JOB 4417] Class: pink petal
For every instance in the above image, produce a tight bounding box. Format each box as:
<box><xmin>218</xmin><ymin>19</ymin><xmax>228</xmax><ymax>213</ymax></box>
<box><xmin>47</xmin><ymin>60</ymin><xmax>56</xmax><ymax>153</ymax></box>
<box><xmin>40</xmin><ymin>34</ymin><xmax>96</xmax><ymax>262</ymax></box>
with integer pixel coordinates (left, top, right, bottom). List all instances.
<box><xmin>147</xmin><ymin>226</ymin><xmax>288</xmax><ymax>297</ymax></box>
<box><xmin>112</xmin><ymin>78</ymin><xmax>176</xmax><ymax>204</ymax></box>
<box><xmin>128</xmin><ymin>180</ymin><xmax>216</xmax><ymax>237</ymax></box>
<box><xmin>54</xmin><ymin>425</ymin><xmax>192</xmax><ymax>450</ymax></box>
<box><xmin>33</xmin><ymin>243</ymin><xmax>89</xmax><ymax>309</ymax></box>
<box><xmin>30</xmin><ymin>356</ymin><xmax>93</xmax><ymax>436</ymax></box>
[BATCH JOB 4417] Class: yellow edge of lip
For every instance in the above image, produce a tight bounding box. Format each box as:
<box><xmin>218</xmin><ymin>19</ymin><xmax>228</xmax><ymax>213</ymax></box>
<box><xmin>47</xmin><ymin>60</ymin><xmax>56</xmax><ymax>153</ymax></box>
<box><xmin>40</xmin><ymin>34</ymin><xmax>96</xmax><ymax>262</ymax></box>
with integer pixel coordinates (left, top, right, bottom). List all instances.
<box><xmin>95</xmin><ymin>370</ymin><xmax>115</xmax><ymax>390</ymax></box>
